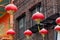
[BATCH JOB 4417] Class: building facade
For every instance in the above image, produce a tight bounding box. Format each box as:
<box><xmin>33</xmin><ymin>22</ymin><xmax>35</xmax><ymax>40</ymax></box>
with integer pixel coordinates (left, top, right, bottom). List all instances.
<box><xmin>14</xmin><ymin>0</ymin><xmax>60</xmax><ymax>40</ymax></box>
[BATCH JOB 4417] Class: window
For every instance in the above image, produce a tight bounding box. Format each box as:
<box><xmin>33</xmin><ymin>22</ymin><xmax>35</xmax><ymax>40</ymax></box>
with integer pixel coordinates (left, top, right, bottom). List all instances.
<box><xmin>29</xmin><ymin>2</ymin><xmax>42</xmax><ymax>26</ymax></box>
<box><xmin>30</xmin><ymin>3</ymin><xmax>42</xmax><ymax>13</ymax></box>
<box><xmin>18</xmin><ymin>14</ymin><xmax>26</xmax><ymax>39</ymax></box>
<box><xmin>19</xmin><ymin>17</ymin><xmax>25</xmax><ymax>29</ymax></box>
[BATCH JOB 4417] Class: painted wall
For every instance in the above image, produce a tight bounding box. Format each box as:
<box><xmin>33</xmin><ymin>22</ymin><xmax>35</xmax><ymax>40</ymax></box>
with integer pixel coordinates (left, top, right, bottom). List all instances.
<box><xmin>0</xmin><ymin>13</ymin><xmax>10</xmax><ymax>39</ymax></box>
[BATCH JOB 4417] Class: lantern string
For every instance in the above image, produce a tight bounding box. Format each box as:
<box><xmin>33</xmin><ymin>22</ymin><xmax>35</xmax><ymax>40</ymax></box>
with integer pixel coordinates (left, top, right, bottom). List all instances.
<box><xmin>38</xmin><ymin>25</ymin><xmax>40</xmax><ymax>32</ymax></box>
<box><xmin>37</xmin><ymin>20</ymin><xmax>40</xmax><ymax>32</ymax></box>
<box><xmin>34</xmin><ymin>19</ymin><xmax>40</xmax><ymax>32</ymax></box>
<box><xmin>10</xmin><ymin>0</ymin><xmax>14</xmax><ymax>4</ymax></box>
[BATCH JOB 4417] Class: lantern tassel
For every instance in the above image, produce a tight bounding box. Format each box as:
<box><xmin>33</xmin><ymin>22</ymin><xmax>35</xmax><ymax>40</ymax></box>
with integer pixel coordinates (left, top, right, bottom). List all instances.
<box><xmin>7</xmin><ymin>10</ymin><xmax>14</xmax><ymax>15</ymax></box>
<box><xmin>38</xmin><ymin>25</ymin><xmax>40</xmax><ymax>32</ymax></box>
<box><xmin>35</xmin><ymin>19</ymin><xmax>40</xmax><ymax>32</ymax></box>
<box><xmin>10</xmin><ymin>0</ymin><xmax>14</xmax><ymax>4</ymax></box>
<box><xmin>35</xmin><ymin>19</ymin><xmax>40</xmax><ymax>24</ymax></box>
<box><xmin>42</xmin><ymin>34</ymin><xmax>45</xmax><ymax>40</ymax></box>
<box><xmin>9</xmin><ymin>35</ymin><xmax>13</xmax><ymax>40</ymax></box>
<box><xmin>38</xmin><ymin>20</ymin><xmax>40</xmax><ymax>32</ymax></box>
<box><xmin>26</xmin><ymin>36</ymin><xmax>30</xmax><ymax>40</ymax></box>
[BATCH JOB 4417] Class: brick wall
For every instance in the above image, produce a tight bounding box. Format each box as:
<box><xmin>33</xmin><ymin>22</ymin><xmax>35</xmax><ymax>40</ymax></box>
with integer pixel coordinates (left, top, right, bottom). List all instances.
<box><xmin>14</xmin><ymin>0</ymin><xmax>59</xmax><ymax>40</ymax></box>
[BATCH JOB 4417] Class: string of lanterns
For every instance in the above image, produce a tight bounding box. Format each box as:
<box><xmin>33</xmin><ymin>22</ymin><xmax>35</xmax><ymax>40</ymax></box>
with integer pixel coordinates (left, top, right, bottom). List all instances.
<box><xmin>4</xmin><ymin>0</ymin><xmax>17</xmax><ymax>40</ymax></box>
<box><xmin>24</xmin><ymin>12</ymin><xmax>48</xmax><ymax>40</ymax></box>
<box><xmin>24</xmin><ymin>11</ymin><xmax>60</xmax><ymax>40</ymax></box>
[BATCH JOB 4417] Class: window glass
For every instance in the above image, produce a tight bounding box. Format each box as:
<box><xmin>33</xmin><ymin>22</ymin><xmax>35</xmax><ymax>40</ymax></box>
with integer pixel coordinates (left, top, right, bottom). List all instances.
<box><xmin>18</xmin><ymin>14</ymin><xmax>26</xmax><ymax>39</ymax></box>
<box><xmin>19</xmin><ymin>18</ymin><xmax>23</xmax><ymax>29</ymax></box>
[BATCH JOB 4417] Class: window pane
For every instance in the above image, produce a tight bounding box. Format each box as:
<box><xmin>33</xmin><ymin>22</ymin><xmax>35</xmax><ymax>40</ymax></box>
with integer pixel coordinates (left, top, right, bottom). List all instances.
<box><xmin>18</xmin><ymin>14</ymin><xmax>26</xmax><ymax>39</ymax></box>
<box><xmin>40</xmin><ymin>7</ymin><xmax>42</xmax><ymax>12</ymax></box>
<box><xmin>19</xmin><ymin>18</ymin><xmax>23</xmax><ymax>29</ymax></box>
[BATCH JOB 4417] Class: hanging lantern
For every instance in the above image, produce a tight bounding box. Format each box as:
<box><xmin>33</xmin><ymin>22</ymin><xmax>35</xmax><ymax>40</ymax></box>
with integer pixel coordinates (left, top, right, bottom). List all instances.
<box><xmin>5</xmin><ymin>4</ymin><xmax>17</xmax><ymax>14</ymax></box>
<box><xmin>54</xmin><ymin>25</ymin><xmax>60</xmax><ymax>40</ymax></box>
<box><xmin>39</xmin><ymin>28</ymin><xmax>48</xmax><ymax>35</ymax></box>
<box><xmin>32</xmin><ymin>12</ymin><xmax>44</xmax><ymax>24</ymax></box>
<box><xmin>24</xmin><ymin>29</ymin><xmax>32</xmax><ymax>36</ymax></box>
<box><xmin>32</xmin><ymin>12</ymin><xmax>44</xmax><ymax>32</ymax></box>
<box><xmin>24</xmin><ymin>29</ymin><xmax>32</xmax><ymax>39</ymax></box>
<box><xmin>56</xmin><ymin>17</ymin><xmax>60</xmax><ymax>25</ymax></box>
<box><xmin>6</xmin><ymin>29</ymin><xmax>15</xmax><ymax>40</ymax></box>
<box><xmin>39</xmin><ymin>28</ymin><xmax>48</xmax><ymax>40</ymax></box>
<box><xmin>5</xmin><ymin>3</ymin><xmax>17</xmax><ymax>29</ymax></box>
<box><xmin>6</xmin><ymin>29</ymin><xmax>15</xmax><ymax>35</ymax></box>
<box><xmin>54</xmin><ymin>25</ymin><xmax>60</xmax><ymax>32</ymax></box>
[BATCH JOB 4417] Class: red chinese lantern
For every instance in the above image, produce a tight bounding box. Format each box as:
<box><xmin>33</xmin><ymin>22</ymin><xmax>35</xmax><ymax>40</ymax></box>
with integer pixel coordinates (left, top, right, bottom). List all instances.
<box><xmin>6</xmin><ymin>29</ymin><xmax>15</xmax><ymax>40</ymax></box>
<box><xmin>32</xmin><ymin>12</ymin><xmax>44</xmax><ymax>23</ymax></box>
<box><xmin>32</xmin><ymin>12</ymin><xmax>44</xmax><ymax>32</ymax></box>
<box><xmin>54</xmin><ymin>25</ymin><xmax>60</xmax><ymax>31</ymax></box>
<box><xmin>5</xmin><ymin>3</ymin><xmax>17</xmax><ymax>28</ymax></box>
<box><xmin>39</xmin><ymin>28</ymin><xmax>48</xmax><ymax>35</ymax></box>
<box><xmin>24</xmin><ymin>29</ymin><xmax>32</xmax><ymax>36</ymax></box>
<box><xmin>6</xmin><ymin>29</ymin><xmax>15</xmax><ymax>35</ymax></box>
<box><xmin>39</xmin><ymin>28</ymin><xmax>48</xmax><ymax>40</ymax></box>
<box><xmin>56</xmin><ymin>17</ymin><xmax>60</xmax><ymax>25</ymax></box>
<box><xmin>24</xmin><ymin>29</ymin><xmax>32</xmax><ymax>39</ymax></box>
<box><xmin>5</xmin><ymin>4</ymin><xmax>17</xmax><ymax>14</ymax></box>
